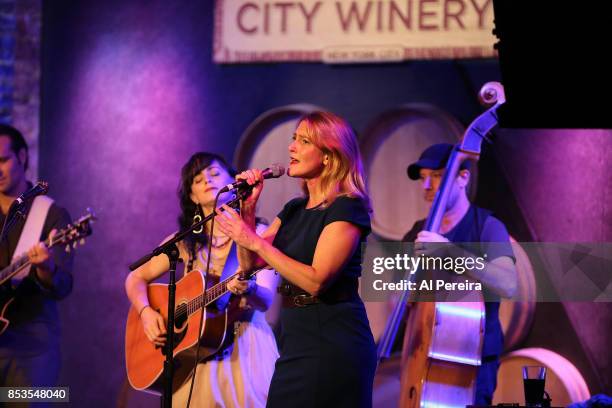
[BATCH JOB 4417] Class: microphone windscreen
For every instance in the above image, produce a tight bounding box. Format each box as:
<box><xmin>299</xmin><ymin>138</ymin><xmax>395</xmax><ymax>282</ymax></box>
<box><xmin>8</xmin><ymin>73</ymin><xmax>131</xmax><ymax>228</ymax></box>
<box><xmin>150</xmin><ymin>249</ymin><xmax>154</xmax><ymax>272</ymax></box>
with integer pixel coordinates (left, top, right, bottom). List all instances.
<box><xmin>269</xmin><ymin>163</ymin><xmax>285</xmax><ymax>178</ymax></box>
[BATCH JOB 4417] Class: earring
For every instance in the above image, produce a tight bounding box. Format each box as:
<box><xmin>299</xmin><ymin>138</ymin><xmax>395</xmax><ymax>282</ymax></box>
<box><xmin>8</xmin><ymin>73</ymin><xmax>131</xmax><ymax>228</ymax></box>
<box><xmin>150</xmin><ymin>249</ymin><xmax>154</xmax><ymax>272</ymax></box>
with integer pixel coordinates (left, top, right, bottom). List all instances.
<box><xmin>192</xmin><ymin>205</ymin><xmax>203</xmax><ymax>234</ymax></box>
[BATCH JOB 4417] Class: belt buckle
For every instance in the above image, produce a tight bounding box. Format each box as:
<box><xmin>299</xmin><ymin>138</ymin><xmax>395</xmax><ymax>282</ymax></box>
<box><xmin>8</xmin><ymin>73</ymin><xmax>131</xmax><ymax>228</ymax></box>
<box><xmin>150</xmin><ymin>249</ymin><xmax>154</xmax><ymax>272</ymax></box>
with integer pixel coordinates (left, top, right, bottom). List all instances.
<box><xmin>293</xmin><ymin>294</ymin><xmax>311</xmax><ymax>307</ymax></box>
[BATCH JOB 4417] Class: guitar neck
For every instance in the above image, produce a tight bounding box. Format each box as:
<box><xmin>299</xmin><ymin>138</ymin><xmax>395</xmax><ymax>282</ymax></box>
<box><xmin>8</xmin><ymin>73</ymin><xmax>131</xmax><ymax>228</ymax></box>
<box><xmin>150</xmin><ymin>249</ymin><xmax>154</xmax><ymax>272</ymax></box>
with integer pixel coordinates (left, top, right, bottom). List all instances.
<box><xmin>0</xmin><ymin>210</ymin><xmax>93</xmax><ymax>287</ymax></box>
<box><xmin>186</xmin><ymin>268</ymin><xmax>263</xmax><ymax>316</ymax></box>
<box><xmin>0</xmin><ymin>235</ymin><xmax>57</xmax><ymax>285</ymax></box>
<box><xmin>0</xmin><ymin>254</ymin><xmax>32</xmax><ymax>285</ymax></box>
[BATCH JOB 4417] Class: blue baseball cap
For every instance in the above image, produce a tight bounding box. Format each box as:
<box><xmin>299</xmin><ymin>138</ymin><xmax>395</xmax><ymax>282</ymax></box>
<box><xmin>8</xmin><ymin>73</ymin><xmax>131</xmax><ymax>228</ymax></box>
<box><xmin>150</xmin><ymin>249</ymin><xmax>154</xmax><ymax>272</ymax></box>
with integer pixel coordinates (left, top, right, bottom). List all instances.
<box><xmin>407</xmin><ymin>143</ymin><xmax>471</xmax><ymax>180</ymax></box>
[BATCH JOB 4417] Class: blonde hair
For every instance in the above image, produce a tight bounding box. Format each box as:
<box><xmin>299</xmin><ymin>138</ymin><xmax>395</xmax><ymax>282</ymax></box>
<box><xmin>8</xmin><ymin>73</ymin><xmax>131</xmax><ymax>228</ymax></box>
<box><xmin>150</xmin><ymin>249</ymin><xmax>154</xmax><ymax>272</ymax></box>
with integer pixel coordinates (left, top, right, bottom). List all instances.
<box><xmin>297</xmin><ymin>111</ymin><xmax>371</xmax><ymax>211</ymax></box>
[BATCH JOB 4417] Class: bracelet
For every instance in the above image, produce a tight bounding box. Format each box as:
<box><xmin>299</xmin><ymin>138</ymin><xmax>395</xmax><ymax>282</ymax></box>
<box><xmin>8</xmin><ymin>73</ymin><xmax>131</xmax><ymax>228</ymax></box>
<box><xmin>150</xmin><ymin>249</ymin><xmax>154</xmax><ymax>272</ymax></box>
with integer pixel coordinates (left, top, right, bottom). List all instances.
<box><xmin>138</xmin><ymin>304</ymin><xmax>150</xmax><ymax>317</ymax></box>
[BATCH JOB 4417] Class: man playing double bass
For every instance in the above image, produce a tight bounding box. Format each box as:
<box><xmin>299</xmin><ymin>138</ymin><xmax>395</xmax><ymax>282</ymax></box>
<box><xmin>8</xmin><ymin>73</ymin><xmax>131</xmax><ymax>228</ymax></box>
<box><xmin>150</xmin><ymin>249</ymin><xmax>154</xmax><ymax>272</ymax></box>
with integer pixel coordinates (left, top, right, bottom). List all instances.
<box><xmin>402</xmin><ymin>143</ymin><xmax>518</xmax><ymax>404</ymax></box>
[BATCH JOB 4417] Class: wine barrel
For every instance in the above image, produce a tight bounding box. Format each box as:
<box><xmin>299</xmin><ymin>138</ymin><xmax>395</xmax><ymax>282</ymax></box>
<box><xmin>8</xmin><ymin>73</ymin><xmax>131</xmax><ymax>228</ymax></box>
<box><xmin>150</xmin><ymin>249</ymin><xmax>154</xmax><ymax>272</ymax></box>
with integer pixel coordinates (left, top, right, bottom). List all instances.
<box><xmin>361</xmin><ymin>104</ymin><xmax>467</xmax><ymax>345</ymax></box>
<box><xmin>493</xmin><ymin>347</ymin><xmax>590</xmax><ymax>405</ymax></box>
<box><xmin>360</xmin><ymin>104</ymin><xmax>468</xmax><ymax>240</ymax></box>
<box><xmin>499</xmin><ymin>238</ymin><xmax>537</xmax><ymax>351</ymax></box>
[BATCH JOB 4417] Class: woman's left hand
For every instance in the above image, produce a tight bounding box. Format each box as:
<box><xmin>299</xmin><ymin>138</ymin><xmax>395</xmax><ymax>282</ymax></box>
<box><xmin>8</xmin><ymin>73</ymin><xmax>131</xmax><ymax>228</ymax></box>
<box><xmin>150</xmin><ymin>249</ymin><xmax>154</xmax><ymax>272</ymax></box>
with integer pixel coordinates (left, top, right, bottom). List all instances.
<box><xmin>227</xmin><ymin>276</ymin><xmax>257</xmax><ymax>309</ymax></box>
<box><xmin>227</xmin><ymin>275</ymin><xmax>250</xmax><ymax>295</ymax></box>
<box><xmin>215</xmin><ymin>204</ymin><xmax>261</xmax><ymax>252</ymax></box>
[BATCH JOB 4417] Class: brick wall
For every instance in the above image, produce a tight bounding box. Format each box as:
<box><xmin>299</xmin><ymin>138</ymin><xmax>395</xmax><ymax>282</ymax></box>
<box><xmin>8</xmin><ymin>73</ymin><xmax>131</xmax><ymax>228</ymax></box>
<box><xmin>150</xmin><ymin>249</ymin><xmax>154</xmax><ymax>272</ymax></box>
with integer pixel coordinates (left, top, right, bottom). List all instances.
<box><xmin>0</xmin><ymin>0</ymin><xmax>41</xmax><ymax>178</ymax></box>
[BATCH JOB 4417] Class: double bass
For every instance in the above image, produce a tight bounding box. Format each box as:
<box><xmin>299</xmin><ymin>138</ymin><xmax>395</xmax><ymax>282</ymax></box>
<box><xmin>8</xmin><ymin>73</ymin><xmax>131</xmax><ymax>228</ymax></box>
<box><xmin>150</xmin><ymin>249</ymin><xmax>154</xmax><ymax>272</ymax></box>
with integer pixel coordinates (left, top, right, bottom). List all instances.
<box><xmin>376</xmin><ymin>82</ymin><xmax>506</xmax><ymax>407</ymax></box>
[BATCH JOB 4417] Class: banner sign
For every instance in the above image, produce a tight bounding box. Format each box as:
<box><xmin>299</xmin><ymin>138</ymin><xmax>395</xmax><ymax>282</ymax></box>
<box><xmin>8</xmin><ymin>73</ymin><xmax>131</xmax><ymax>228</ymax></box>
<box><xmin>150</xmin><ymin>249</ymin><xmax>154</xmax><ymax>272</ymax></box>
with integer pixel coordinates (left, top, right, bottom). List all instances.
<box><xmin>214</xmin><ymin>0</ymin><xmax>496</xmax><ymax>63</ymax></box>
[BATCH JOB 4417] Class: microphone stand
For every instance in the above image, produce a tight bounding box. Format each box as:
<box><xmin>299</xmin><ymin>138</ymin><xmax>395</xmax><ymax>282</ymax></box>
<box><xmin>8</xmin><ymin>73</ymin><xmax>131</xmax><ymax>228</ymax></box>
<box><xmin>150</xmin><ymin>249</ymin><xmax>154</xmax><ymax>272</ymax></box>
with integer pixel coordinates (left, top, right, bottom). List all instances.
<box><xmin>128</xmin><ymin>188</ymin><xmax>250</xmax><ymax>408</ymax></box>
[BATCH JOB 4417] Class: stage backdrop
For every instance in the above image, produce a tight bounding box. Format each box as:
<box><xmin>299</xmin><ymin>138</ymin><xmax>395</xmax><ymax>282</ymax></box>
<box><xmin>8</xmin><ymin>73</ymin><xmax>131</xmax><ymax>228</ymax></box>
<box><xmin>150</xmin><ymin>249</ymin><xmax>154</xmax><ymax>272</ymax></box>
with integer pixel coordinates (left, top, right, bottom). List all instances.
<box><xmin>39</xmin><ymin>0</ymin><xmax>610</xmax><ymax>406</ymax></box>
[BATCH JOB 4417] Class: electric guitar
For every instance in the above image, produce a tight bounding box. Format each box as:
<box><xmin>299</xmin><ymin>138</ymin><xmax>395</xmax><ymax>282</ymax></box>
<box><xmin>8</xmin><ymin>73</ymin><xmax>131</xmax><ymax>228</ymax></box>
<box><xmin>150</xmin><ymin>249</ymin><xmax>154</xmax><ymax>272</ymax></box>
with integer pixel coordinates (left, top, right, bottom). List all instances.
<box><xmin>124</xmin><ymin>267</ymin><xmax>264</xmax><ymax>394</ymax></box>
<box><xmin>0</xmin><ymin>209</ymin><xmax>96</xmax><ymax>335</ymax></box>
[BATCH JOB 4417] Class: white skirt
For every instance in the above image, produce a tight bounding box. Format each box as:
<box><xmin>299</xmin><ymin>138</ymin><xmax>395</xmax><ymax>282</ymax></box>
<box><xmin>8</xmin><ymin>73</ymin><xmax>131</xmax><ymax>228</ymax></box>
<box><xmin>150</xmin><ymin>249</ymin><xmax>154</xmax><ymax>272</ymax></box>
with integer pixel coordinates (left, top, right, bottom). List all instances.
<box><xmin>173</xmin><ymin>314</ymin><xmax>279</xmax><ymax>408</ymax></box>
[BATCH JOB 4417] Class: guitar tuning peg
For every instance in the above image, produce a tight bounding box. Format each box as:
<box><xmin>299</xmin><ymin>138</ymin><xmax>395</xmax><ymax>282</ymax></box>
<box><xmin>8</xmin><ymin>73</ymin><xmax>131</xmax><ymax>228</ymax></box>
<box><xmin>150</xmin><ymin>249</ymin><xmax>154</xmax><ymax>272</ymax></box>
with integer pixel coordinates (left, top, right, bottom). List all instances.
<box><xmin>72</xmin><ymin>242</ymin><xmax>78</xmax><ymax>249</ymax></box>
<box><xmin>65</xmin><ymin>245</ymin><xmax>71</xmax><ymax>253</ymax></box>
<box><xmin>79</xmin><ymin>238</ymin><xmax>85</xmax><ymax>246</ymax></box>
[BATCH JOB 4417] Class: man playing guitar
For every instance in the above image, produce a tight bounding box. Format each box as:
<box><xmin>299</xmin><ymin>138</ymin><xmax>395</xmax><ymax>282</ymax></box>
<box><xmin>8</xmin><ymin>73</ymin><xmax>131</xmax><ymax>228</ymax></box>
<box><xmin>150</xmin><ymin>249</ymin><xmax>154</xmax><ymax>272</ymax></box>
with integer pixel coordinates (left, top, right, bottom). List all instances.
<box><xmin>0</xmin><ymin>124</ymin><xmax>74</xmax><ymax>388</ymax></box>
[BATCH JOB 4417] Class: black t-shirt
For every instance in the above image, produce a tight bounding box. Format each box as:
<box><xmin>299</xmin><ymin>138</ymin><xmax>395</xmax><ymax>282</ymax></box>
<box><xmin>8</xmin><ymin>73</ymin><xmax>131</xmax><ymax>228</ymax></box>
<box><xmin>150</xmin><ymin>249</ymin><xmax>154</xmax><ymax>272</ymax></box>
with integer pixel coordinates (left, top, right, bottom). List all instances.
<box><xmin>403</xmin><ymin>205</ymin><xmax>515</xmax><ymax>357</ymax></box>
<box><xmin>273</xmin><ymin>195</ymin><xmax>371</xmax><ymax>296</ymax></box>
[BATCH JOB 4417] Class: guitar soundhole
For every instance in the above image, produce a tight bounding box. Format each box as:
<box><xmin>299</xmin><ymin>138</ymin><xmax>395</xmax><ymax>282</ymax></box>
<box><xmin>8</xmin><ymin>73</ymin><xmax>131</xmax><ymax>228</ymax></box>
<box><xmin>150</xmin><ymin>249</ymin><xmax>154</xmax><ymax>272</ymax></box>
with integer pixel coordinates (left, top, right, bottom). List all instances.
<box><xmin>174</xmin><ymin>302</ymin><xmax>188</xmax><ymax>330</ymax></box>
<box><xmin>157</xmin><ymin>329</ymin><xmax>187</xmax><ymax>355</ymax></box>
<box><xmin>171</xmin><ymin>329</ymin><xmax>186</xmax><ymax>350</ymax></box>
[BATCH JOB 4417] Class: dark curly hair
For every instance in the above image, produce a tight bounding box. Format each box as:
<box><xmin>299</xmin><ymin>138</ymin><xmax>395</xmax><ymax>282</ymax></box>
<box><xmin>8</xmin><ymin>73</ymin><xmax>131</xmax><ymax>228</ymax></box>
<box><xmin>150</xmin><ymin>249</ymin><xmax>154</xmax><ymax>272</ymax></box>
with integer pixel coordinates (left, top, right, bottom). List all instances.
<box><xmin>177</xmin><ymin>152</ymin><xmax>236</xmax><ymax>256</ymax></box>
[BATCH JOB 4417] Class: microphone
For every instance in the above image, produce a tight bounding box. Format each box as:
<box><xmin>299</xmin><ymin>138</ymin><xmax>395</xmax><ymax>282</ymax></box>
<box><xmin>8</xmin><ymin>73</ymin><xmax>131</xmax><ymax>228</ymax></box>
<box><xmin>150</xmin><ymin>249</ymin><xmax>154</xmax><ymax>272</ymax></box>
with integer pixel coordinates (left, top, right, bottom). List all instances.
<box><xmin>219</xmin><ymin>164</ymin><xmax>285</xmax><ymax>193</ymax></box>
<box><xmin>15</xmin><ymin>181</ymin><xmax>49</xmax><ymax>206</ymax></box>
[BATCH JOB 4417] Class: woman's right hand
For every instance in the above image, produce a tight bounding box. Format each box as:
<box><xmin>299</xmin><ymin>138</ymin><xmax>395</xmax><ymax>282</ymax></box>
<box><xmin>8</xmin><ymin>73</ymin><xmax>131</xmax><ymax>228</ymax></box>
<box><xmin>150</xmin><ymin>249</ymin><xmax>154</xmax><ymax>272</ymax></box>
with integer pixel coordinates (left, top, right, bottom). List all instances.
<box><xmin>236</xmin><ymin>169</ymin><xmax>264</xmax><ymax>208</ymax></box>
<box><xmin>140</xmin><ymin>307</ymin><xmax>167</xmax><ymax>347</ymax></box>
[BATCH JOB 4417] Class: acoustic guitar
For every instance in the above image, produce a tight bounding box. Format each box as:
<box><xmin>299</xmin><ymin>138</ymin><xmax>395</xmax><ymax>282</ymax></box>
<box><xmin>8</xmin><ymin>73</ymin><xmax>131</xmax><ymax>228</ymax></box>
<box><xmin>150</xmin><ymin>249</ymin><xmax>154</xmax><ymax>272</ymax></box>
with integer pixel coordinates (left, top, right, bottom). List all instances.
<box><xmin>124</xmin><ymin>267</ymin><xmax>263</xmax><ymax>394</ymax></box>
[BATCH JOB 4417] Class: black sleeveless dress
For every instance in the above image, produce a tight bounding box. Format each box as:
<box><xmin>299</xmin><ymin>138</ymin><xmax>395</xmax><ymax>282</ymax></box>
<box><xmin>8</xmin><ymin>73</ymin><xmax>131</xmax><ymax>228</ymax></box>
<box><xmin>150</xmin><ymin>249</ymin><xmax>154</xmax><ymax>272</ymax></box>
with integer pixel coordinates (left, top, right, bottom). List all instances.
<box><xmin>266</xmin><ymin>196</ymin><xmax>376</xmax><ymax>408</ymax></box>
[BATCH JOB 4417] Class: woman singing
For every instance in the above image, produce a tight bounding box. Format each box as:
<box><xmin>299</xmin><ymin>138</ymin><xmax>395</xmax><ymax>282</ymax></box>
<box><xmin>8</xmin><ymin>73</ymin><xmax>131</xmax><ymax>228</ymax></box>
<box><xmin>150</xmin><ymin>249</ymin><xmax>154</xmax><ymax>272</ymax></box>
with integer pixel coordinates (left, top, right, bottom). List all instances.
<box><xmin>125</xmin><ymin>152</ymin><xmax>279</xmax><ymax>408</ymax></box>
<box><xmin>215</xmin><ymin>112</ymin><xmax>376</xmax><ymax>407</ymax></box>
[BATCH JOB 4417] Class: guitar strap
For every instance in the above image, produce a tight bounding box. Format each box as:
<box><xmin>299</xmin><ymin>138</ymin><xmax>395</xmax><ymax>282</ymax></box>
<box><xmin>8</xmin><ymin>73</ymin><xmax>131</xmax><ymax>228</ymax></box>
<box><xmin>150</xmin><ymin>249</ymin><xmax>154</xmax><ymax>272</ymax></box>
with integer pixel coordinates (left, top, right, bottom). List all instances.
<box><xmin>11</xmin><ymin>196</ymin><xmax>54</xmax><ymax>286</ymax></box>
<box><xmin>212</xmin><ymin>242</ymin><xmax>238</xmax><ymax>310</ymax></box>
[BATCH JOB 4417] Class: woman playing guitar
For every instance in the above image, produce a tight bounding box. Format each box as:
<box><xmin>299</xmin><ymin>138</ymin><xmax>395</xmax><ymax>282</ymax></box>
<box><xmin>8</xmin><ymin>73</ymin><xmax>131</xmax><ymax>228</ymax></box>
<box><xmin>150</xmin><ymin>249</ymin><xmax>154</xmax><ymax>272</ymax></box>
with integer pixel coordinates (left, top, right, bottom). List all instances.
<box><xmin>125</xmin><ymin>152</ymin><xmax>279</xmax><ymax>407</ymax></box>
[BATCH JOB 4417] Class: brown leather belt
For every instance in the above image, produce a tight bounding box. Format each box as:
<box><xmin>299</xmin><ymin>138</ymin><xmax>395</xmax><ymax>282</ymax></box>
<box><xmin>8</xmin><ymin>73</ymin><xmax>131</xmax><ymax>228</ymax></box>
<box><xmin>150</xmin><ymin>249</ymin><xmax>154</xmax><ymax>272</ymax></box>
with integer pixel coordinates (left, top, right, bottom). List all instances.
<box><xmin>282</xmin><ymin>293</ymin><xmax>321</xmax><ymax>308</ymax></box>
<box><xmin>278</xmin><ymin>278</ymin><xmax>358</xmax><ymax>308</ymax></box>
